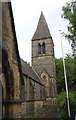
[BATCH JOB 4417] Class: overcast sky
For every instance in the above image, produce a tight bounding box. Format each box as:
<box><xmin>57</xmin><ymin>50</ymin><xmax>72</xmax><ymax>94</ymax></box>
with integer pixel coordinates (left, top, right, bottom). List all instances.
<box><xmin>11</xmin><ymin>0</ymin><xmax>71</xmax><ymax>64</ymax></box>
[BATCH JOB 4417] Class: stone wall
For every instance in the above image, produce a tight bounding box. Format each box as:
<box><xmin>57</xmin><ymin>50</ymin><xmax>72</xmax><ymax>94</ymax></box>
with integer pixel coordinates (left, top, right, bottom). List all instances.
<box><xmin>21</xmin><ymin>75</ymin><xmax>45</xmax><ymax>115</ymax></box>
<box><xmin>23</xmin><ymin>75</ymin><xmax>44</xmax><ymax>101</ymax></box>
<box><xmin>32</xmin><ymin>27</ymin><xmax>57</xmax><ymax>107</ymax></box>
<box><xmin>32</xmin><ymin>56</ymin><xmax>56</xmax><ymax>78</ymax></box>
<box><xmin>34</xmin><ymin>101</ymin><xmax>43</xmax><ymax>112</ymax></box>
<box><xmin>21</xmin><ymin>101</ymin><xmax>44</xmax><ymax>116</ymax></box>
<box><xmin>43</xmin><ymin>98</ymin><xmax>57</xmax><ymax>107</ymax></box>
<box><xmin>2</xmin><ymin>2</ymin><xmax>21</xmax><ymax>100</ymax></box>
<box><xmin>2</xmin><ymin>2</ymin><xmax>23</xmax><ymax>118</ymax></box>
<box><xmin>32</xmin><ymin>38</ymin><xmax>54</xmax><ymax>57</ymax></box>
<box><xmin>1</xmin><ymin>2</ymin><xmax>57</xmax><ymax>118</ymax></box>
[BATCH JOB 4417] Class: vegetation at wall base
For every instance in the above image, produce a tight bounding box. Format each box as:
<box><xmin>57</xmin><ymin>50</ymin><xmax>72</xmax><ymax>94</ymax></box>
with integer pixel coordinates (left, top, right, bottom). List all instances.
<box><xmin>22</xmin><ymin>106</ymin><xmax>60</xmax><ymax>119</ymax></box>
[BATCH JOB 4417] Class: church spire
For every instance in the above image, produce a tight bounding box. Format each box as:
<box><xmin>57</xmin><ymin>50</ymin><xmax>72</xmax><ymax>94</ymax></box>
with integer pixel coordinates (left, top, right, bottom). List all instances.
<box><xmin>32</xmin><ymin>12</ymin><xmax>51</xmax><ymax>40</ymax></box>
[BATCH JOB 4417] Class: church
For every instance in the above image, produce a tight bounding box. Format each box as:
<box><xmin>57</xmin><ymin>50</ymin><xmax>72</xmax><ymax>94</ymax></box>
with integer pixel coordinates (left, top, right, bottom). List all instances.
<box><xmin>1</xmin><ymin>2</ymin><xmax>57</xmax><ymax>118</ymax></box>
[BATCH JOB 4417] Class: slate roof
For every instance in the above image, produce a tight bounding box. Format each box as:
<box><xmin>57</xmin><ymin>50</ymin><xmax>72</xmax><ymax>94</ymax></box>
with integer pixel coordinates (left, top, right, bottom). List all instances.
<box><xmin>21</xmin><ymin>59</ymin><xmax>44</xmax><ymax>85</ymax></box>
<box><xmin>32</xmin><ymin>12</ymin><xmax>51</xmax><ymax>40</ymax></box>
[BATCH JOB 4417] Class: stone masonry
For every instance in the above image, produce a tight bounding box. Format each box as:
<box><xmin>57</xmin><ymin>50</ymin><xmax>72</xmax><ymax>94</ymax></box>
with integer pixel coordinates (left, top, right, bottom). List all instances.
<box><xmin>1</xmin><ymin>1</ymin><xmax>58</xmax><ymax>118</ymax></box>
<box><xmin>32</xmin><ymin>12</ymin><xmax>57</xmax><ymax>106</ymax></box>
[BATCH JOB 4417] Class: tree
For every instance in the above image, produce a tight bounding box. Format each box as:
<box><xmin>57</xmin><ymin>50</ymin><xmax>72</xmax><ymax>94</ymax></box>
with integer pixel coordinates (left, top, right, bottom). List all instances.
<box><xmin>56</xmin><ymin>56</ymin><xmax>76</xmax><ymax>119</ymax></box>
<box><xmin>55</xmin><ymin>55</ymin><xmax>75</xmax><ymax>94</ymax></box>
<box><xmin>61</xmin><ymin>1</ymin><xmax>76</xmax><ymax>54</ymax></box>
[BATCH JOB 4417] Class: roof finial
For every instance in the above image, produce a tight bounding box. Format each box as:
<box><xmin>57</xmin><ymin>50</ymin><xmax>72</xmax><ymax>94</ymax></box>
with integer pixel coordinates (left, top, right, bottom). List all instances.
<box><xmin>41</xmin><ymin>10</ymin><xmax>43</xmax><ymax>14</ymax></box>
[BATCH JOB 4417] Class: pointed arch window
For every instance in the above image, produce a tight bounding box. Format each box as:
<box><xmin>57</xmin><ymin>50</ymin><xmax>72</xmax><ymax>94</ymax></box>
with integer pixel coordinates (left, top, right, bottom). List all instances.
<box><xmin>38</xmin><ymin>43</ymin><xmax>41</xmax><ymax>54</ymax></box>
<box><xmin>42</xmin><ymin>42</ymin><xmax>46</xmax><ymax>54</ymax></box>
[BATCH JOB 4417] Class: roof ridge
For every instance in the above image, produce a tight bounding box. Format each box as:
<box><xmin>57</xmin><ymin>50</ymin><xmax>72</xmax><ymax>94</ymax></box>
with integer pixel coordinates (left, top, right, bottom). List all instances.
<box><xmin>32</xmin><ymin>66</ymin><xmax>42</xmax><ymax>80</ymax></box>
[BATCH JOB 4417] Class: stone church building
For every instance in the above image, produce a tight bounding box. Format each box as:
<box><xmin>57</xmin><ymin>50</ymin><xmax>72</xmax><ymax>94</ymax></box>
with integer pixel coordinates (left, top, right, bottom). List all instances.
<box><xmin>1</xmin><ymin>1</ymin><xmax>57</xmax><ymax>118</ymax></box>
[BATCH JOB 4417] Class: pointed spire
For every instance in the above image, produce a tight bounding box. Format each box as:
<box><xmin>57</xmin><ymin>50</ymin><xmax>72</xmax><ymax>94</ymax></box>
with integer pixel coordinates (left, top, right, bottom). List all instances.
<box><xmin>32</xmin><ymin>12</ymin><xmax>51</xmax><ymax>40</ymax></box>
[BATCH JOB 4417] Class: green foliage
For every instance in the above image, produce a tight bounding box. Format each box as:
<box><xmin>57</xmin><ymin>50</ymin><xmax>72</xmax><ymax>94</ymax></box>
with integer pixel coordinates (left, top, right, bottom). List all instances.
<box><xmin>55</xmin><ymin>58</ymin><xmax>64</xmax><ymax>93</ymax></box>
<box><xmin>57</xmin><ymin>91</ymin><xmax>66</xmax><ymax>107</ymax></box>
<box><xmin>55</xmin><ymin>55</ymin><xmax>75</xmax><ymax>94</ymax></box>
<box><xmin>61</xmin><ymin>1</ymin><xmax>76</xmax><ymax>51</ymax></box>
<box><xmin>56</xmin><ymin>55</ymin><xmax>76</xmax><ymax>119</ymax></box>
<box><xmin>57</xmin><ymin>91</ymin><xmax>76</xmax><ymax>120</ymax></box>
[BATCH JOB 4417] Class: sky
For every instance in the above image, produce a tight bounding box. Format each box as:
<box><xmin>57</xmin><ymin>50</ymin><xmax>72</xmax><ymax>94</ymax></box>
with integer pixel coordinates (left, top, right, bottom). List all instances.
<box><xmin>11</xmin><ymin>0</ymin><xmax>72</xmax><ymax>64</ymax></box>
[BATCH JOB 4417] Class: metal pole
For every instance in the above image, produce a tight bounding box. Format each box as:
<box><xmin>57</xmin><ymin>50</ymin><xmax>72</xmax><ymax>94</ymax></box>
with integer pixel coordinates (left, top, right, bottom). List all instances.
<box><xmin>0</xmin><ymin>2</ymin><xmax>2</xmax><ymax>120</ymax></box>
<box><xmin>59</xmin><ymin>30</ymin><xmax>71</xmax><ymax>118</ymax></box>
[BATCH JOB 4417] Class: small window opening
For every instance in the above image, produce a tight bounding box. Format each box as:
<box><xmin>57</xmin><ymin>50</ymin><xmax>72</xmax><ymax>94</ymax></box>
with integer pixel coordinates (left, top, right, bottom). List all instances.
<box><xmin>42</xmin><ymin>42</ymin><xmax>46</xmax><ymax>54</ymax></box>
<box><xmin>38</xmin><ymin>43</ymin><xmax>41</xmax><ymax>54</ymax></box>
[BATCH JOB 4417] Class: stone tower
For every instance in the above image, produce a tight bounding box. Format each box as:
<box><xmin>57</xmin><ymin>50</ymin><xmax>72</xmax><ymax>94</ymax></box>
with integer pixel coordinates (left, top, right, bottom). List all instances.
<box><xmin>32</xmin><ymin>12</ymin><xmax>57</xmax><ymax>105</ymax></box>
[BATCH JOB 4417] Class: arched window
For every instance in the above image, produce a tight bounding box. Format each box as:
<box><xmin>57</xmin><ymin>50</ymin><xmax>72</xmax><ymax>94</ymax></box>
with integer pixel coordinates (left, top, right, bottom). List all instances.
<box><xmin>38</xmin><ymin>43</ymin><xmax>41</xmax><ymax>54</ymax></box>
<box><xmin>42</xmin><ymin>75</ymin><xmax>47</xmax><ymax>85</ymax></box>
<box><xmin>42</xmin><ymin>42</ymin><xmax>46</xmax><ymax>54</ymax></box>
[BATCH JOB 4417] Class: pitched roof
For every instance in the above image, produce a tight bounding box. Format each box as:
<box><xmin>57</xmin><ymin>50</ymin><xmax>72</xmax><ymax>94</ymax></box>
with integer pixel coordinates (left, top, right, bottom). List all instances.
<box><xmin>32</xmin><ymin>12</ymin><xmax>51</xmax><ymax>40</ymax></box>
<box><xmin>21</xmin><ymin>59</ymin><xmax>44</xmax><ymax>85</ymax></box>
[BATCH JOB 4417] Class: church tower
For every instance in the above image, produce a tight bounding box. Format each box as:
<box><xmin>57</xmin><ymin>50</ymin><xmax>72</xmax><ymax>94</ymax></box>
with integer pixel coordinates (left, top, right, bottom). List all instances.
<box><xmin>32</xmin><ymin>12</ymin><xmax>57</xmax><ymax>104</ymax></box>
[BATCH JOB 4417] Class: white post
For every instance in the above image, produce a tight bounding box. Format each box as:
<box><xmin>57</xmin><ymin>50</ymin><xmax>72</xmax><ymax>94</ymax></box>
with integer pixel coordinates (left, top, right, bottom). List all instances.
<box><xmin>59</xmin><ymin>30</ymin><xmax>71</xmax><ymax>117</ymax></box>
<box><xmin>0</xmin><ymin>2</ymin><xmax>2</xmax><ymax>120</ymax></box>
